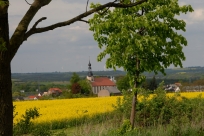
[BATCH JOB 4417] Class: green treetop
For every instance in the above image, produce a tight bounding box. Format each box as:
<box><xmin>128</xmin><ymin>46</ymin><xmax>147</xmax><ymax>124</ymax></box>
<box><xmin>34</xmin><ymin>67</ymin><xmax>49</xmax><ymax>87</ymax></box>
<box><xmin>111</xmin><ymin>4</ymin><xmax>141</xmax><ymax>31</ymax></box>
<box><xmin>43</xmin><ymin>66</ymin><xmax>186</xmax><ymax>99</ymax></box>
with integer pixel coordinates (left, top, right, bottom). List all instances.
<box><xmin>89</xmin><ymin>0</ymin><xmax>193</xmax><ymax>85</ymax></box>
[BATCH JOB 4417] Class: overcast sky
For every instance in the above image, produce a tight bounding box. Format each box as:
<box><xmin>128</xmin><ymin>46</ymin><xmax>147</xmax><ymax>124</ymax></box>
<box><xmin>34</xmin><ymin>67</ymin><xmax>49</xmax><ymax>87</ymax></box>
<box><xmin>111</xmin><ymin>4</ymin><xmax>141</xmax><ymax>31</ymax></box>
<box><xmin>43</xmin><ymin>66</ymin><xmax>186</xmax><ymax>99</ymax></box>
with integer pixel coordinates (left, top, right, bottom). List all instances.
<box><xmin>9</xmin><ymin>0</ymin><xmax>204</xmax><ymax>73</ymax></box>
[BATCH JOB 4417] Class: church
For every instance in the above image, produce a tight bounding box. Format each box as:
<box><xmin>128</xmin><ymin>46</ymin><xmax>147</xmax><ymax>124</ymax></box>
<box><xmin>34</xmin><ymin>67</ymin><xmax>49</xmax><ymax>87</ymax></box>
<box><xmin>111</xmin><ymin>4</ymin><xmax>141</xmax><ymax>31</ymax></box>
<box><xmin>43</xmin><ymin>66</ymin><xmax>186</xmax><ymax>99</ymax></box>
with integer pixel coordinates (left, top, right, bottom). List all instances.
<box><xmin>86</xmin><ymin>60</ymin><xmax>121</xmax><ymax>97</ymax></box>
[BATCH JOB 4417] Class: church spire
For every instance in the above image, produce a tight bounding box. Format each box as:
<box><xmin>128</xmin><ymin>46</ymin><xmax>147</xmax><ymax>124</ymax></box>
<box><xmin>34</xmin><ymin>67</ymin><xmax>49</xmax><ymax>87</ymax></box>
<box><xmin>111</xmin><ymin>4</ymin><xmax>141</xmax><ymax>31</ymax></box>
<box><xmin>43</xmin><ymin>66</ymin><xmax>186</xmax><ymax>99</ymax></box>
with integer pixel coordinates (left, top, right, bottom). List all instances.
<box><xmin>88</xmin><ymin>58</ymin><xmax>93</xmax><ymax>77</ymax></box>
<box><xmin>87</xmin><ymin>57</ymin><xmax>94</xmax><ymax>81</ymax></box>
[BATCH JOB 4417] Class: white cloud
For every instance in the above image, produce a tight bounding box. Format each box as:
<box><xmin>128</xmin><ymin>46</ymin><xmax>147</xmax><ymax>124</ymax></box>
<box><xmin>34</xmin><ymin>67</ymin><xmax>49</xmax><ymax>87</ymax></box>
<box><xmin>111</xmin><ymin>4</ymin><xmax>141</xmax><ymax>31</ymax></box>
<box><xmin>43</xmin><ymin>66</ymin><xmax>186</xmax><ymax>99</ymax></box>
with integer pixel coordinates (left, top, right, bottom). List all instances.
<box><xmin>69</xmin><ymin>26</ymin><xmax>82</xmax><ymax>30</ymax></box>
<box><xmin>189</xmin><ymin>9</ymin><xmax>204</xmax><ymax>21</ymax></box>
<box><xmin>70</xmin><ymin>36</ymin><xmax>78</xmax><ymax>42</ymax></box>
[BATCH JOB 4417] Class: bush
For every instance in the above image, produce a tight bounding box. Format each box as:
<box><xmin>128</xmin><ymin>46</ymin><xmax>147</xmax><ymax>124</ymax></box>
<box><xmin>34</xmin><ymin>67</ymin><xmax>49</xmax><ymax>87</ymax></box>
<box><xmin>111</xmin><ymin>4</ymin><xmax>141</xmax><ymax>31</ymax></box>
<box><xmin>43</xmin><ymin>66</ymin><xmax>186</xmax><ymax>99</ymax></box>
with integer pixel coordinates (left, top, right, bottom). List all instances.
<box><xmin>117</xmin><ymin>119</ymin><xmax>132</xmax><ymax>135</ymax></box>
<box><xmin>112</xmin><ymin>82</ymin><xmax>204</xmax><ymax>135</ymax></box>
<box><xmin>13</xmin><ymin>107</ymin><xmax>41</xmax><ymax>135</ymax></box>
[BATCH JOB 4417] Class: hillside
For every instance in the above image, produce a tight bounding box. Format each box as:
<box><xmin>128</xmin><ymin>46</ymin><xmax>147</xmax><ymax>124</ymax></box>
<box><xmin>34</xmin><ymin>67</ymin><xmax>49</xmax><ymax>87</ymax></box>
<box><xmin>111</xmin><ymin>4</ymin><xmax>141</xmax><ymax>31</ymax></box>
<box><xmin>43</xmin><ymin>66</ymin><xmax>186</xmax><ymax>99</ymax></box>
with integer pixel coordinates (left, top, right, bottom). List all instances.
<box><xmin>11</xmin><ymin>70</ymin><xmax>126</xmax><ymax>82</ymax></box>
<box><xmin>12</xmin><ymin>67</ymin><xmax>204</xmax><ymax>83</ymax></box>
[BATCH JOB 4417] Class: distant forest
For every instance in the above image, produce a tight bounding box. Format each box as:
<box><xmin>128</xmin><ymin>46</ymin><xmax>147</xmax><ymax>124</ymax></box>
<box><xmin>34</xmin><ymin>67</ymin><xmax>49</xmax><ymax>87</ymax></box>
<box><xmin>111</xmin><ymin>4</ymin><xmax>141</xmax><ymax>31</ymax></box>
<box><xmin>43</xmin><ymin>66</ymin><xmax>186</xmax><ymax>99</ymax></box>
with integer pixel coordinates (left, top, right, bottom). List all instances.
<box><xmin>12</xmin><ymin>67</ymin><xmax>204</xmax><ymax>85</ymax></box>
<box><xmin>12</xmin><ymin>70</ymin><xmax>126</xmax><ymax>82</ymax></box>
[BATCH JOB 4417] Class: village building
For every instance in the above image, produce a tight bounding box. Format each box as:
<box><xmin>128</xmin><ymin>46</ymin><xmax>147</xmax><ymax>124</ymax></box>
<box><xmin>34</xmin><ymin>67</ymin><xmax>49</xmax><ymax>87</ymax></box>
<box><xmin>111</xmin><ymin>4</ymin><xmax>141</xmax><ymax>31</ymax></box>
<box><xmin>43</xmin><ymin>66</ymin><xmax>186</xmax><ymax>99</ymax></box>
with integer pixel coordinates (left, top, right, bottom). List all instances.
<box><xmin>14</xmin><ymin>96</ymin><xmax>24</xmax><ymax>101</ymax></box>
<box><xmin>47</xmin><ymin>87</ymin><xmax>62</xmax><ymax>96</ymax></box>
<box><xmin>165</xmin><ymin>83</ymin><xmax>181</xmax><ymax>92</ymax></box>
<box><xmin>86</xmin><ymin>60</ymin><xmax>121</xmax><ymax>97</ymax></box>
<box><xmin>28</xmin><ymin>95</ymin><xmax>39</xmax><ymax>100</ymax></box>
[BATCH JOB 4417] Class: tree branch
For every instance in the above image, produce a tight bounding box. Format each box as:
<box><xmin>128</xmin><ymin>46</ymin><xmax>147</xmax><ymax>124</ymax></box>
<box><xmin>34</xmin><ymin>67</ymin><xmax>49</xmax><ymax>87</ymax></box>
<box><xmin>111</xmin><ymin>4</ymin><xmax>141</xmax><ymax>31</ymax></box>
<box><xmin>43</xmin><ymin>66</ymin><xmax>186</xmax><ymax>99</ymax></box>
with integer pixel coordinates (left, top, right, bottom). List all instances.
<box><xmin>79</xmin><ymin>19</ymin><xmax>89</xmax><ymax>23</ymax></box>
<box><xmin>9</xmin><ymin>0</ymin><xmax>146</xmax><ymax>60</ymax></box>
<box><xmin>97</xmin><ymin>7</ymin><xmax>111</xmax><ymax>15</ymax></box>
<box><xmin>25</xmin><ymin>0</ymin><xmax>32</xmax><ymax>5</ymax></box>
<box><xmin>9</xmin><ymin>0</ymin><xmax>52</xmax><ymax>59</ymax></box>
<box><xmin>33</xmin><ymin>17</ymin><xmax>47</xmax><ymax>28</ymax></box>
<box><xmin>24</xmin><ymin>0</ymin><xmax>147</xmax><ymax>40</ymax></box>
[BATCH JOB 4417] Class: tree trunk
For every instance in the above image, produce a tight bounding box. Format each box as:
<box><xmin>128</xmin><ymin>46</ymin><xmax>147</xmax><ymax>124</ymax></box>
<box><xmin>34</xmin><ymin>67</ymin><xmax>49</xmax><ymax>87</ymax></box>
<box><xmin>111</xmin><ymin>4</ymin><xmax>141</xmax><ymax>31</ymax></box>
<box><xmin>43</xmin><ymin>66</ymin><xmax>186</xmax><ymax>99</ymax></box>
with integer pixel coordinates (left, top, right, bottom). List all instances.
<box><xmin>0</xmin><ymin>56</ymin><xmax>13</xmax><ymax>136</ymax></box>
<box><xmin>130</xmin><ymin>90</ymin><xmax>137</xmax><ymax>129</ymax></box>
<box><xmin>0</xmin><ymin>3</ymin><xmax>13</xmax><ymax>135</ymax></box>
<box><xmin>130</xmin><ymin>58</ymin><xmax>140</xmax><ymax>129</ymax></box>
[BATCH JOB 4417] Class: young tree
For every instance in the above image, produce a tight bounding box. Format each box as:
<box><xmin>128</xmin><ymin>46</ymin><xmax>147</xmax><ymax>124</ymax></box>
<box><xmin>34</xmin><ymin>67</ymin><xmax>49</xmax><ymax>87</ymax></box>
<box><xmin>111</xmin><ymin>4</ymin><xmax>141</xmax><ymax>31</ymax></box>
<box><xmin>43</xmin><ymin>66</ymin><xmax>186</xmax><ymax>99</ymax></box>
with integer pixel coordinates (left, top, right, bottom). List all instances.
<box><xmin>149</xmin><ymin>75</ymin><xmax>157</xmax><ymax>91</ymax></box>
<box><xmin>70</xmin><ymin>72</ymin><xmax>81</xmax><ymax>84</ymax></box>
<box><xmin>89</xmin><ymin>0</ymin><xmax>193</xmax><ymax>128</ymax></box>
<box><xmin>0</xmin><ymin>0</ymin><xmax>147</xmax><ymax>134</ymax></box>
<box><xmin>78</xmin><ymin>80</ymin><xmax>92</xmax><ymax>94</ymax></box>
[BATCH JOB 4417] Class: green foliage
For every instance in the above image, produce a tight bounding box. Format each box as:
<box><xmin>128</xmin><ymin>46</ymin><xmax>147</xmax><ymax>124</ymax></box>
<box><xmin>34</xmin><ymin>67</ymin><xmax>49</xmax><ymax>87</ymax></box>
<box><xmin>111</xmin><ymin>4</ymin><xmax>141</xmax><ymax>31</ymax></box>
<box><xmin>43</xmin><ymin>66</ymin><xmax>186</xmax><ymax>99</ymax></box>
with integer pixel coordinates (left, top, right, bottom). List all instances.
<box><xmin>116</xmin><ymin>75</ymin><xmax>131</xmax><ymax>91</ymax></box>
<box><xmin>70</xmin><ymin>72</ymin><xmax>80</xmax><ymax>84</ymax></box>
<box><xmin>89</xmin><ymin>2</ymin><xmax>193</xmax><ymax>128</ymax></box>
<box><xmin>113</xmin><ymin>90</ymin><xmax>133</xmax><ymax>119</ymax></box>
<box><xmin>117</xmin><ymin>84</ymin><xmax>204</xmax><ymax>129</ymax></box>
<box><xmin>117</xmin><ymin>119</ymin><xmax>132</xmax><ymax>135</ymax></box>
<box><xmin>54</xmin><ymin>131</ymin><xmax>67</xmax><ymax>136</ymax></box>
<box><xmin>89</xmin><ymin>0</ymin><xmax>193</xmax><ymax>86</ymax></box>
<box><xmin>13</xmin><ymin>107</ymin><xmax>41</xmax><ymax>135</ymax></box>
<box><xmin>60</xmin><ymin>90</ymin><xmax>74</xmax><ymax>98</ymax></box>
<box><xmin>32</xmin><ymin>126</ymin><xmax>52</xmax><ymax>136</ymax></box>
<box><xmin>148</xmin><ymin>76</ymin><xmax>157</xmax><ymax>91</ymax></box>
<box><xmin>78</xmin><ymin>79</ymin><xmax>91</xmax><ymax>94</ymax></box>
<box><xmin>12</xmin><ymin>91</ymin><xmax>25</xmax><ymax>98</ymax></box>
<box><xmin>111</xmin><ymin>85</ymin><xmax>204</xmax><ymax>135</ymax></box>
<box><xmin>12</xmin><ymin>81</ymin><xmax>67</xmax><ymax>94</ymax></box>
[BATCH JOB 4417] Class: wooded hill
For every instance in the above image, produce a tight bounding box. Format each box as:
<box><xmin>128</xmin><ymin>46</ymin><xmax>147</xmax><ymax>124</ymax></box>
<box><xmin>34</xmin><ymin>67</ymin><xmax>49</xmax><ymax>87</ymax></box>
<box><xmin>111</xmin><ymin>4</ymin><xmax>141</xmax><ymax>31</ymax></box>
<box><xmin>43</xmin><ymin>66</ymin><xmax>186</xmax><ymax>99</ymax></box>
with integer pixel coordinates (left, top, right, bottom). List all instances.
<box><xmin>11</xmin><ymin>67</ymin><xmax>204</xmax><ymax>84</ymax></box>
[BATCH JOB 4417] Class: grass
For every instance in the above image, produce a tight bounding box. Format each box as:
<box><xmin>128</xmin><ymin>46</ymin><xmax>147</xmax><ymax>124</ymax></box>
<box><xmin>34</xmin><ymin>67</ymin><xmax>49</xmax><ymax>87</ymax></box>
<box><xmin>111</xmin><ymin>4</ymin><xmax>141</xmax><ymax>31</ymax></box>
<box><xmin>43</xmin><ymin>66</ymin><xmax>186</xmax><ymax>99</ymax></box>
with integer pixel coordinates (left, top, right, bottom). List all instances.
<box><xmin>51</xmin><ymin>120</ymin><xmax>120</xmax><ymax>136</ymax></box>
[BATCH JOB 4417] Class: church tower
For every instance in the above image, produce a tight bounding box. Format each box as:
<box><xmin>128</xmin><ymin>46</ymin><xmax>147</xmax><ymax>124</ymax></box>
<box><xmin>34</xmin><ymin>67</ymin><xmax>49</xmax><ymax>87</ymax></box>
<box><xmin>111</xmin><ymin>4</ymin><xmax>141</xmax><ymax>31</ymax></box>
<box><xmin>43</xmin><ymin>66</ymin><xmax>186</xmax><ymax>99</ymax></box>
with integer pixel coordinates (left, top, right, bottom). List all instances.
<box><xmin>87</xmin><ymin>59</ymin><xmax>94</xmax><ymax>81</ymax></box>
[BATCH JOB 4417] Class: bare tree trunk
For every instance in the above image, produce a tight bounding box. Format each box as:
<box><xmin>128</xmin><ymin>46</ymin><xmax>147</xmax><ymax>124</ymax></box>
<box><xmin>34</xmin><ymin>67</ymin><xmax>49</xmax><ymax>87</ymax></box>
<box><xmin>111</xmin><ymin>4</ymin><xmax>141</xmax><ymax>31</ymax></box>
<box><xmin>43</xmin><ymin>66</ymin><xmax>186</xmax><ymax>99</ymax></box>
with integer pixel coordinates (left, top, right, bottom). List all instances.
<box><xmin>0</xmin><ymin>3</ymin><xmax>13</xmax><ymax>135</ymax></box>
<box><xmin>130</xmin><ymin>58</ymin><xmax>140</xmax><ymax>129</ymax></box>
<box><xmin>130</xmin><ymin>88</ymin><xmax>137</xmax><ymax>129</ymax></box>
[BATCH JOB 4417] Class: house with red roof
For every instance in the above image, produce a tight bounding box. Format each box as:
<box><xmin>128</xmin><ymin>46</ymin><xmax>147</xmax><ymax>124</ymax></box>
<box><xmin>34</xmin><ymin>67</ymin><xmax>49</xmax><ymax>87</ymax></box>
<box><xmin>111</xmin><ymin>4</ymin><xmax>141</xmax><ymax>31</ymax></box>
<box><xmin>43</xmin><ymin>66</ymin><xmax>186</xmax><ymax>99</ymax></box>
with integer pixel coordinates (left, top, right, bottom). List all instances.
<box><xmin>28</xmin><ymin>95</ymin><xmax>39</xmax><ymax>100</ymax></box>
<box><xmin>90</xmin><ymin>77</ymin><xmax>117</xmax><ymax>94</ymax></box>
<box><xmin>86</xmin><ymin>60</ymin><xmax>121</xmax><ymax>96</ymax></box>
<box><xmin>47</xmin><ymin>88</ymin><xmax>62</xmax><ymax>96</ymax></box>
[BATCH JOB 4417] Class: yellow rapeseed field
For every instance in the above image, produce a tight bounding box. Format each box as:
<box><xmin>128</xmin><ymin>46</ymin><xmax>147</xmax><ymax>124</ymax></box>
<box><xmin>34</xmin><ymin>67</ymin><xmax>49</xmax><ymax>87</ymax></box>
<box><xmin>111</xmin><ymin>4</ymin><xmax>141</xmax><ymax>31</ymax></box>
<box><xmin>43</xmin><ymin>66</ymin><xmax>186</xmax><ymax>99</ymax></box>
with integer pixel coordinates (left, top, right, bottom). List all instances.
<box><xmin>167</xmin><ymin>92</ymin><xmax>204</xmax><ymax>98</ymax></box>
<box><xmin>13</xmin><ymin>92</ymin><xmax>204</xmax><ymax>124</ymax></box>
<box><xmin>13</xmin><ymin>96</ymin><xmax>120</xmax><ymax>124</ymax></box>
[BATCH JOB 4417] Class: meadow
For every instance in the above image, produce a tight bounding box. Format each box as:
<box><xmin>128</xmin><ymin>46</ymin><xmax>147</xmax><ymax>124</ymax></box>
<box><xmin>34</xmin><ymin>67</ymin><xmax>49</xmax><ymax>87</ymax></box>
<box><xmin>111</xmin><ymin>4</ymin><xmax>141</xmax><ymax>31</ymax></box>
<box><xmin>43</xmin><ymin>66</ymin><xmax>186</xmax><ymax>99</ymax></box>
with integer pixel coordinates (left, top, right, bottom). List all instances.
<box><xmin>13</xmin><ymin>91</ymin><xmax>204</xmax><ymax>136</ymax></box>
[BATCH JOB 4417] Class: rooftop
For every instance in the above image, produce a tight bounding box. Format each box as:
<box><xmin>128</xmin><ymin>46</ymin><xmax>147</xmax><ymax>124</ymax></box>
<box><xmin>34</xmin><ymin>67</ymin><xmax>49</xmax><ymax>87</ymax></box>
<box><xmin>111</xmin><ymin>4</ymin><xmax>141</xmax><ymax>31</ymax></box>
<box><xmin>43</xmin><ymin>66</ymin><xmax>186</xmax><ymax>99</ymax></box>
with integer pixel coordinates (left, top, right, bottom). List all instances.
<box><xmin>91</xmin><ymin>77</ymin><xmax>116</xmax><ymax>87</ymax></box>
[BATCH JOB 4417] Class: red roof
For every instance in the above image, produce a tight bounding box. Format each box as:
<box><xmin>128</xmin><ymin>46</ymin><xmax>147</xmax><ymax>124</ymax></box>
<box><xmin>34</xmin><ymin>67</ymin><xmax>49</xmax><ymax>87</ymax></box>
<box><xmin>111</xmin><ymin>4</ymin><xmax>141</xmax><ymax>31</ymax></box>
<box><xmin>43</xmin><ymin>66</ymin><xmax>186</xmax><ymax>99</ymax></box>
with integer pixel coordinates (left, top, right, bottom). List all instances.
<box><xmin>91</xmin><ymin>77</ymin><xmax>116</xmax><ymax>87</ymax></box>
<box><xmin>28</xmin><ymin>96</ymin><xmax>36</xmax><ymax>99</ymax></box>
<box><xmin>48</xmin><ymin>88</ymin><xmax>62</xmax><ymax>93</ymax></box>
<box><xmin>28</xmin><ymin>95</ymin><xmax>40</xmax><ymax>99</ymax></box>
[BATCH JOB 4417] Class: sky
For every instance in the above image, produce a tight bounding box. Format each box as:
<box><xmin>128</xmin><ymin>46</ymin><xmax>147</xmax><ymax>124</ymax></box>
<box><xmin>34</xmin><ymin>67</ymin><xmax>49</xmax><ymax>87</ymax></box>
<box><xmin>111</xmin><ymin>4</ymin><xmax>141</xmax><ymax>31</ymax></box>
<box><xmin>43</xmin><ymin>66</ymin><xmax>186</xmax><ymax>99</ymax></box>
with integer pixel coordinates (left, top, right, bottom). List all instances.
<box><xmin>9</xmin><ymin>0</ymin><xmax>204</xmax><ymax>73</ymax></box>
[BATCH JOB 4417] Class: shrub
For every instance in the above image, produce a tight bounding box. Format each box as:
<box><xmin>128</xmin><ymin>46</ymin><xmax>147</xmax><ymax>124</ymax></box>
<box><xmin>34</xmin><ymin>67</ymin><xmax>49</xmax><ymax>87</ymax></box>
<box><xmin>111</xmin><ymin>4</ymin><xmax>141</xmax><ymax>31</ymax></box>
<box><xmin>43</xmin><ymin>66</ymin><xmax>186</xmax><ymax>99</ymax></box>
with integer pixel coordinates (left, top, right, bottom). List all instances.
<box><xmin>113</xmin><ymin>82</ymin><xmax>204</xmax><ymax>134</ymax></box>
<box><xmin>13</xmin><ymin>107</ymin><xmax>41</xmax><ymax>135</ymax></box>
<box><xmin>117</xmin><ymin>119</ymin><xmax>132</xmax><ymax>135</ymax></box>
